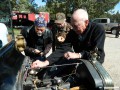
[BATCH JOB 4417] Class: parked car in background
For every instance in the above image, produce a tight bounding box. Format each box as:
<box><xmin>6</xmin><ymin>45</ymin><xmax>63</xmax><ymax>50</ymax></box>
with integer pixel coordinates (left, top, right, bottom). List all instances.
<box><xmin>92</xmin><ymin>18</ymin><xmax>118</xmax><ymax>34</ymax></box>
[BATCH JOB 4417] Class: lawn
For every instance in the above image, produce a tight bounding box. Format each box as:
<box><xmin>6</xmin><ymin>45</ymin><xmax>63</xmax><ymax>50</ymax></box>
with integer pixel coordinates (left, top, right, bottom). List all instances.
<box><xmin>7</xmin><ymin>28</ymin><xmax>21</xmax><ymax>41</ymax></box>
<box><xmin>8</xmin><ymin>28</ymin><xmax>21</xmax><ymax>36</ymax></box>
<box><xmin>13</xmin><ymin>28</ymin><xmax>21</xmax><ymax>35</ymax></box>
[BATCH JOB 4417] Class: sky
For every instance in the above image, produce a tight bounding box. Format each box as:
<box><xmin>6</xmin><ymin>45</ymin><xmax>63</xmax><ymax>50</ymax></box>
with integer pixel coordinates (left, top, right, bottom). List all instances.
<box><xmin>112</xmin><ymin>1</ymin><xmax>120</xmax><ymax>13</ymax></box>
<box><xmin>35</xmin><ymin>0</ymin><xmax>120</xmax><ymax>13</ymax></box>
<box><xmin>34</xmin><ymin>0</ymin><xmax>46</xmax><ymax>6</ymax></box>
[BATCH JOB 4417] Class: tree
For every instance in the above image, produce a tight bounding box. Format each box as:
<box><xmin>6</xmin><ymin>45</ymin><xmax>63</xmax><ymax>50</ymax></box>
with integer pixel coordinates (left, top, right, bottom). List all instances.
<box><xmin>112</xmin><ymin>11</ymin><xmax>120</xmax><ymax>23</ymax></box>
<box><xmin>38</xmin><ymin>6</ymin><xmax>47</xmax><ymax>12</ymax></box>
<box><xmin>0</xmin><ymin>0</ymin><xmax>11</xmax><ymax>16</ymax></box>
<box><xmin>10</xmin><ymin>0</ymin><xmax>38</xmax><ymax>13</ymax></box>
<box><xmin>9</xmin><ymin>0</ymin><xmax>120</xmax><ymax>20</ymax></box>
<box><xmin>44</xmin><ymin>0</ymin><xmax>119</xmax><ymax>19</ymax></box>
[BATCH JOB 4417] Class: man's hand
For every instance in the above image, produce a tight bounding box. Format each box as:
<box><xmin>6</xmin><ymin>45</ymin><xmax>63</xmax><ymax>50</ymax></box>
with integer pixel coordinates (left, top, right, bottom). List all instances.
<box><xmin>64</xmin><ymin>51</ymin><xmax>81</xmax><ymax>60</ymax></box>
<box><xmin>31</xmin><ymin>60</ymin><xmax>49</xmax><ymax>69</ymax></box>
<box><xmin>33</xmin><ymin>49</ymin><xmax>41</xmax><ymax>54</ymax></box>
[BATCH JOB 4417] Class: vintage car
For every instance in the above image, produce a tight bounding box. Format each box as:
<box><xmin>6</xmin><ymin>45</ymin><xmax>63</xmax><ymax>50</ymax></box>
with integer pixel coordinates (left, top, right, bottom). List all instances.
<box><xmin>0</xmin><ymin>0</ymin><xmax>115</xmax><ymax>89</ymax></box>
<box><xmin>0</xmin><ymin>35</ymin><xmax>114</xmax><ymax>90</ymax></box>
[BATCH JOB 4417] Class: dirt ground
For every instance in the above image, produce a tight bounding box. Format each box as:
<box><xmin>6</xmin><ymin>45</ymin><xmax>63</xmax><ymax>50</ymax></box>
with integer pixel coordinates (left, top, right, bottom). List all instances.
<box><xmin>103</xmin><ymin>32</ymin><xmax>120</xmax><ymax>89</ymax></box>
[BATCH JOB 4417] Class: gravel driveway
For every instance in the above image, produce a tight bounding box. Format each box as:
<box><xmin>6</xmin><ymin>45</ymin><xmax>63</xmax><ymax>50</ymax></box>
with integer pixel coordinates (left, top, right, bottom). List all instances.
<box><xmin>103</xmin><ymin>32</ymin><xmax>120</xmax><ymax>88</ymax></box>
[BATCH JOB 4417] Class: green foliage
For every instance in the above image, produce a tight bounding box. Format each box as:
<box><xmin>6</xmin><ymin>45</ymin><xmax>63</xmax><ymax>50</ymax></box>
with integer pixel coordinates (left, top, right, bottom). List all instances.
<box><xmin>10</xmin><ymin>0</ymin><xmax>48</xmax><ymax>13</ymax></box>
<box><xmin>0</xmin><ymin>0</ymin><xmax>11</xmax><ymax>16</ymax></box>
<box><xmin>13</xmin><ymin>28</ymin><xmax>21</xmax><ymax>35</ymax></box>
<box><xmin>10</xmin><ymin>0</ymin><xmax>39</xmax><ymax>13</ymax></box>
<box><xmin>3</xmin><ymin>0</ymin><xmax>119</xmax><ymax>22</ymax></box>
<box><xmin>45</xmin><ymin>0</ymin><xmax>119</xmax><ymax>19</ymax></box>
<box><xmin>0</xmin><ymin>0</ymin><xmax>12</xmax><ymax>24</ymax></box>
<box><xmin>38</xmin><ymin>6</ymin><xmax>47</xmax><ymax>12</ymax></box>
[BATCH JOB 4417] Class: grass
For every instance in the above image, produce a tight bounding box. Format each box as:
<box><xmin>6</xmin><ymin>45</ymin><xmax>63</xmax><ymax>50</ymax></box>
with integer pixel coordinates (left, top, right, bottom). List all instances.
<box><xmin>8</xmin><ymin>28</ymin><xmax>21</xmax><ymax>36</ymax></box>
<box><xmin>7</xmin><ymin>28</ymin><xmax>21</xmax><ymax>40</ymax></box>
<box><xmin>13</xmin><ymin>28</ymin><xmax>21</xmax><ymax>35</ymax></box>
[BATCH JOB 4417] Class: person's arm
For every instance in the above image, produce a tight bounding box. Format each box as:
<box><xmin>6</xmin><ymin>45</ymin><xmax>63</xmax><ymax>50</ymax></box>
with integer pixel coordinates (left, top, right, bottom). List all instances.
<box><xmin>64</xmin><ymin>51</ymin><xmax>81</xmax><ymax>60</ymax></box>
<box><xmin>31</xmin><ymin>43</ymin><xmax>72</xmax><ymax>69</ymax></box>
<box><xmin>21</xmin><ymin>26</ymin><xmax>41</xmax><ymax>55</ymax></box>
<box><xmin>46</xmin><ymin>31</ymin><xmax>73</xmax><ymax>64</ymax></box>
<box><xmin>31</xmin><ymin>30</ymin><xmax>73</xmax><ymax>69</ymax></box>
<box><xmin>44</xmin><ymin>43</ymin><xmax>52</xmax><ymax>55</ymax></box>
<box><xmin>79</xmin><ymin>24</ymin><xmax>105</xmax><ymax>63</ymax></box>
<box><xmin>31</xmin><ymin>44</ymin><xmax>72</xmax><ymax>69</ymax></box>
<box><xmin>43</xmin><ymin>30</ymin><xmax>53</xmax><ymax>55</ymax></box>
<box><xmin>31</xmin><ymin>60</ymin><xmax>49</xmax><ymax>69</ymax></box>
<box><xmin>25</xmin><ymin>46</ymin><xmax>40</xmax><ymax>54</ymax></box>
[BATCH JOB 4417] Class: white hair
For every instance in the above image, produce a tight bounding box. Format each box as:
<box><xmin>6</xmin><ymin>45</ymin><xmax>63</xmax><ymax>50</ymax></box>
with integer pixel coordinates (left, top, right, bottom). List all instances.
<box><xmin>72</xmin><ymin>9</ymin><xmax>89</xmax><ymax>21</ymax></box>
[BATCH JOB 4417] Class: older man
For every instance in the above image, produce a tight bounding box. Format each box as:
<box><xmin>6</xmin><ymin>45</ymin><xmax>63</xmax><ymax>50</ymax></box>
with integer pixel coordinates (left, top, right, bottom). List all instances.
<box><xmin>31</xmin><ymin>9</ymin><xmax>105</xmax><ymax>69</ymax></box>
<box><xmin>21</xmin><ymin>16</ymin><xmax>53</xmax><ymax>61</ymax></box>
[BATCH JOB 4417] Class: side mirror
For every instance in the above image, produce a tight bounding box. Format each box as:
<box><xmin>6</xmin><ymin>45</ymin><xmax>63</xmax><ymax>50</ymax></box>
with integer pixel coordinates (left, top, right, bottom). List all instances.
<box><xmin>0</xmin><ymin>40</ymin><xmax>2</xmax><ymax>48</ymax></box>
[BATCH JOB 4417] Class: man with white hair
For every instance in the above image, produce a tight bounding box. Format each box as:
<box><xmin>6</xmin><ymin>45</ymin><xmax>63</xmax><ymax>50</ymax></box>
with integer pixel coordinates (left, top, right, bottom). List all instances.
<box><xmin>31</xmin><ymin>9</ymin><xmax>105</xmax><ymax>69</ymax></box>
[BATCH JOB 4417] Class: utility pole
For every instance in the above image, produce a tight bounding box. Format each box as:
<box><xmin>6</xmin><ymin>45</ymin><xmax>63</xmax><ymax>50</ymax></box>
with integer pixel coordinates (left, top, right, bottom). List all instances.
<box><xmin>9</xmin><ymin>0</ymin><xmax>15</xmax><ymax>39</ymax></box>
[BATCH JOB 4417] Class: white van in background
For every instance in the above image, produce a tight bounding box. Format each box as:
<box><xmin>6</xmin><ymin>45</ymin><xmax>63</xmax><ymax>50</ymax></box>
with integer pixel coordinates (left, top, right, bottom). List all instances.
<box><xmin>0</xmin><ymin>23</ymin><xmax>8</xmax><ymax>47</ymax></box>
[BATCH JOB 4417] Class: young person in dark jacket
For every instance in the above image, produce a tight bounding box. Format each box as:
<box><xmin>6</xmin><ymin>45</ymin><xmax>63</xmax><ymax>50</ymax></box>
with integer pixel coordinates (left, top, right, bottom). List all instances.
<box><xmin>21</xmin><ymin>16</ymin><xmax>53</xmax><ymax>61</ymax></box>
<box><xmin>31</xmin><ymin>9</ymin><xmax>105</xmax><ymax>69</ymax></box>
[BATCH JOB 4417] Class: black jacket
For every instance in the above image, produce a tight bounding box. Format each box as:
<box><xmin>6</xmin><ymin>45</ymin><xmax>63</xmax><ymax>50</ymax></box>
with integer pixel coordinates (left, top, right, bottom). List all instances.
<box><xmin>21</xmin><ymin>26</ymin><xmax>53</xmax><ymax>57</ymax></box>
<box><xmin>47</xmin><ymin>22</ymin><xmax>105</xmax><ymax>64</ymax></box>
